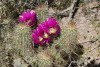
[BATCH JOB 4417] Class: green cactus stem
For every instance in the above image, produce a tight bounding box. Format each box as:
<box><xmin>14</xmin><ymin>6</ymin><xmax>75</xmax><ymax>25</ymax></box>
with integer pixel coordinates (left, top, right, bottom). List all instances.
<box><xmin>33</xmin><ymin>46</ymin><xmax>65</xmax><ymax>67</ymax></box>
<box><xmin>13</xmin><ymin>23</ymin><xmax>34</xmax><ymax>63</ymax></box>
<box><xmin>52</xmin><ymin>20</ymin><xmax>81</xmax><ymax>61</ymax></box>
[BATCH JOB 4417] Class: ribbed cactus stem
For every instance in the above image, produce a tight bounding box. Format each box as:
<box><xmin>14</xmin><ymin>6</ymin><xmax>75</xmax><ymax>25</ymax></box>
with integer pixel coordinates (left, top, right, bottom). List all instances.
<box><xmin>13</xmin><ymin>23</ymin><xmax>33</xmax><ymax>63</ymax></box>
<box><xmin>52</xmin><ymin>20</ymin><xmax>78</xmax><ymax>61</ymax></box>
<box><xmin>51</xmin><ymin>30</ymin><xmax>67</xmax><ymax>49</ymax></box>
<box><xmin>62</xmin><ymin>28</ymin><xmax>77</xmax><ymax>51</ymax></box>
<box><xmin>36</xmin><ymin>9</ymin><xmax>48</xmax><ymax>23</ymax></box>
<box><xmin>35</xmin><ymin>46</ymin><xmax>65</xmax><ymax>67</ymax></box>
<box><xmin>34</xmin><ymin>47</ymin><xmax>52</xmax><ymax>67</ymax></box>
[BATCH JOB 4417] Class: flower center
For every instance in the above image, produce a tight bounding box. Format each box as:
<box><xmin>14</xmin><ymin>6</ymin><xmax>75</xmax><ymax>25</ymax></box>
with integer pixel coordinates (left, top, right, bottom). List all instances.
<box><xmin>43</xmin><ymin>32</ymin><xmax>49</xmax><ymax>38</ymax></box>
<box><xmin>39</xmin><ymin>36</ymin><xmax>43</xmax><ymax>41</ymax></box>
<box><xmin>49</xmin><ymin>28</ymin><xmax>56</xmax><ymax>34</ymax></box>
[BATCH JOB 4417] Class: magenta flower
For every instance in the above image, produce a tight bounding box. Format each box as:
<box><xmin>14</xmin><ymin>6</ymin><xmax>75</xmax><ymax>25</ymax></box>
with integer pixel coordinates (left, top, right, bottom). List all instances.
<box><xmin>19</xmin><ymin>12</ymin><xmax>26</xmax><ymax>22</ymax></box>
<box><xmin>31</xmin><ymin>25</ymin><xmax>50</xmax><ymax>45</ymax></box>
<box><xmin>31</xmin><ymin>33</ymin><xmax>45</xmax><ymax>44</ymax></box>
<box><xmin>37</xmin><ymin>24</ymin><xmax>50</xmax><ymax>44</ymax></box>
<box><xmin>33</xmin><ymin>27</ymin><xmax>44</xmax><ymax>38</ymax></box>
<box><xmin>19</xmin><ymin>10</ymin><xmax>35</xmax><ymax>25</ymax></box>
<box><xmin>31</xmin><ymin>17</ymin><xmax>59</xmax><ymax>45</ymax></box>
<box><xmin>41</xmin><ymin>17</ymin><xmax>59</xmax><ymax>36</ymax></box>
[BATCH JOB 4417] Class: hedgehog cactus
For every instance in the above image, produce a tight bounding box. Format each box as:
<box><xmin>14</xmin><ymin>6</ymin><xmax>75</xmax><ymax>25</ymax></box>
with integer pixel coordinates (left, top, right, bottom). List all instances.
<box><xmin>34</xmin><ymin>47</ymin><xmax>53</xmax><ymax>67</ymax></box>
<box><xmin>13</xmin><ymin>23</ymin><xmax>33</xmax><ymax>60</ymax></box>
<box><xmin>36</xmin><ymin>52</ymin><xmax>52</xmax><ymax>67</ymax></box>
<box><xmin>36</xmin><ymin>7</ymin><xmax>48</xmax><ymax>24</ymax></box>
<box><xmin>33</xmin><ymin>46</ymin><xmax>65</xmax><ymax>67</ymax></box>
<box><xmin>51</xmin><ymin>20</ymin><xmax>78</xmax><ymax>61</ymax></box>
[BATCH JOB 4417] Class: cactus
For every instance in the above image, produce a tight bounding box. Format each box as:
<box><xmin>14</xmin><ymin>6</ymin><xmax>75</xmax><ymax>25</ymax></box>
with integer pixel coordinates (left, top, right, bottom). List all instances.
<box><xmin>36</xmin><ymin>4</ymin><xmax>48</xmax><ymax>24</ymax></box>
<box><xmin>51</xmin><ymin>20</ymin><xmax>83</xmax><ymax>62</ymax></box>
<box><xmin>13</xmin><ymin>23</ymin><xmax>34</xmax><ymax>63</ymax></box>
<box><xmin>32</xmin><ymin>46</ymin><xmax>65</xmax><ymax>67</ymax></box>
<box><xmin>36</xmin><ymin>9</ymin><xmax>48</xmax><ymax>24</ymax></box>
<box><xmin>34</xmin><ymin>46</ymin><xmax>53</xmax><ymax>67</ymax></box>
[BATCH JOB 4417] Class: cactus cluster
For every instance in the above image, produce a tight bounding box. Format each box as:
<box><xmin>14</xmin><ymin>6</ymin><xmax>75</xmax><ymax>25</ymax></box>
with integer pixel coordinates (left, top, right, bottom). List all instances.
<box><xmin>1</xmin><ymin>10</ymin><xmax>80</xmax><ymax>67</ymax></box>
<box><xmin>1</xmin><ymin>3</ymin><xmax>83</xmax><ymax>66</ymax></box>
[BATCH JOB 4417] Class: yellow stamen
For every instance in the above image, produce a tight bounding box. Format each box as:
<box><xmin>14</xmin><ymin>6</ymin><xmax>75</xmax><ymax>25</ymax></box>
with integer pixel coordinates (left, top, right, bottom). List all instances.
<box><xmin>43</xmin><ymin>32</ymin><xmax>49</xmax><ymax>38</ymax></box>
<box><xmin>39</xmin><ymin>37</ymin><xmax>43</xmax><ymax>41</ymax></box>
<box><xmin>49</xmin><ymin>28</ymin><xmax>56</xmax><ymax>34</ymax></box>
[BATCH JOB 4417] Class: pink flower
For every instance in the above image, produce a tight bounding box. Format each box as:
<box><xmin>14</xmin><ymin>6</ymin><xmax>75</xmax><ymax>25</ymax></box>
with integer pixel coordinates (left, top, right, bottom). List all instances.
<box><xmin>19</xmin><ymin>12</ymin><xmax>26</xmax><ymax>22</ymax></box>
<box><xmin>31</xmin><ymin>17</ymin><xmax>59</xmax><ymax>45</ymax></box>
<box><xmin>31</xmin><ymin>33</ymin><xmax>45</xmax><ymax>44</ymax></box>
<box><xmin>18</xmin><ymin>10</ymin><xmax>35</xmax><ymax>25</ymax></box>
<box><xmin>31</xmin><ymin>25</ymin><xmax>50</xmax><ymax>45</ymax></box>
<box><xmin>38</xmin><ymin>24</ymin><xmax>50</xmax><ymax>44</ymax></box>
<box><xmin>33</xmin><ymin>26</ymin><xmax>44</xmax><ymax>38</ymax></box>
<box><xmin>41</xmin><ymin>17</ymin><xmax>59</xmax><ymax>36</ymax></box>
